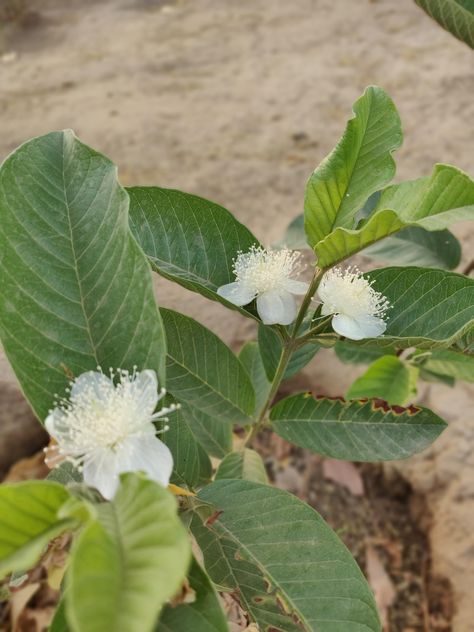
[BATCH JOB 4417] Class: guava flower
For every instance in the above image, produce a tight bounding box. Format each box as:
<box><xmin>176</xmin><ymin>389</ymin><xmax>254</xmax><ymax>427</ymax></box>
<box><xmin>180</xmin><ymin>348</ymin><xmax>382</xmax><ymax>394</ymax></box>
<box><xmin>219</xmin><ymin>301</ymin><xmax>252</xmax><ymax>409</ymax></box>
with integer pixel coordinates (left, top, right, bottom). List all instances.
<box><xmin>217</xmin><ymin>246</ymin><xmax>309</xmax><ymax>325</ymax></box>
<box><xmin>45</xmin><ymin>368</ymin><xmax>176</xmax><ymax>500</ymax></box>
<box><xmin>318</xmin><ymin>267</ymin><xmax>390</xmax><ymax>340</ymax></box>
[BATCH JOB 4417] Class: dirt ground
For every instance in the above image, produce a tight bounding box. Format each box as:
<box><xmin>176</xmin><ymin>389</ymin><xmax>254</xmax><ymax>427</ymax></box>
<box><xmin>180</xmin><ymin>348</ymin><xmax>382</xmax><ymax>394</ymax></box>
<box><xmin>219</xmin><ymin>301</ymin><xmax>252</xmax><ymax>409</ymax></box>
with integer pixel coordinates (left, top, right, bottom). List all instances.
<box><xmin>0</xmin><ymin>0</ymin><xmax>473</xmax><ymax>630</ymax></box>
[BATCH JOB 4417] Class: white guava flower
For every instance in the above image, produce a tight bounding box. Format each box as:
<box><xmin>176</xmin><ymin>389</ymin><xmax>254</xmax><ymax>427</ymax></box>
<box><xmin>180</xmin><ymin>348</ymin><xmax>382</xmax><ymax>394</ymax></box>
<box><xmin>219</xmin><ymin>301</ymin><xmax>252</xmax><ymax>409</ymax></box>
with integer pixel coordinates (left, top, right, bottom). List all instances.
<box><xmin>217</xmin><ymin>246</ymin><xmax>309</xmax><ymax>325</ymax></box>
<box><xmin>318</xmin><ymin>267</ymin><xmax>390</xmax><ymax>340</ymax></box>
<box><xmin>45</xmin><ymin>368</ymin><xmax>176</xmax><ymax>500</ymax></box>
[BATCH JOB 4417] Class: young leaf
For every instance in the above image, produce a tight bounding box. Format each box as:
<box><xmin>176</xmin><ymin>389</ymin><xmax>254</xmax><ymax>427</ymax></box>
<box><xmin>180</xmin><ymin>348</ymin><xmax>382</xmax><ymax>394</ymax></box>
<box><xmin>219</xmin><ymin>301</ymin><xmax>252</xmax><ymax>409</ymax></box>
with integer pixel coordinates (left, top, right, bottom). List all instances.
<box><xmin>362</xmin><ymin>267</ymin><xmax>474</xmax><ymax>349</ymax></box>
<box><xmin>161</xmin><ymin>308</ymin><xmax>255</xmax><ymax>422</ymax></box>
<box><xmin>304</xmin><ymin>86</ymin><xmax>402</xmax><ymax>247</ymax></box>
<box><xmin>238</xmin><ymin>342</ymin><xmax>271</xmax><ymax>414</ymax></box>
<box><xmin>363</xmin><ymin>226</ymin><xmax>461</xmax><ymax>270</ymax></box>
<box><xmin>415</xmin><ymin>0</ymin><xmax>474</xmax><ymax>48</ymax></box>
<box><xmin>191</xmin><ymin>480</ymin><xmax>381</xmax><ymax>632</ymax></box>
<box><xmin>0</xmin><ymin>131</ymin><xmax>166</xmax><ymax>420</ymax></box>
<box><xmin>179</xmin><ymin>404</ymin><xmax>233</xmax><ymax>459</ymax></box>
<box><xmin>315</xmin><ymin>165</ymin><xmax>474</xmax><ymax>268</ymax></box>
<box><xmin>66</xmin><ymin>473</ymin><xmax>190</xmax><ymax>632</ymax></box>
<box><xmin>270</xmin><ymin>393</ymin><xmax>447</xmax><ymax>461</ymax></box>
<box><xmin>346</xmin><ymin>356</ymin><xmax>411</xmax><ymax>405</ymax></box>
<box><xmin>128</xmin><ymin>187</ymin><xmax>259</xmax><ymax>318</ymax></box>
<box><xmin>162</xmin><ymin>402</ymin><xmax>213</xmax><ymax>489</ymax></box>
<box><xmin>258</xmin><ymin>324</ymin><xmax>319</xmax><ymax>380</ymax></box>
<box><xmin>0</xmin><ymin>481</ymin><xmax>75</xmax><ymax>579</ymax></box>
<box><xmin>215</xmin><ymin>449</ymin><xmax>268</xmax><ymax>484</ymax></box>
<box><xmin>157</xmin><ymin>557</ymin><xmax>228</xmax><ymax>632</ymax></box>
<box><xmin>421</xmin><ymin>349</ymin><xmax>474</xmax><ymax>383</ymax></box>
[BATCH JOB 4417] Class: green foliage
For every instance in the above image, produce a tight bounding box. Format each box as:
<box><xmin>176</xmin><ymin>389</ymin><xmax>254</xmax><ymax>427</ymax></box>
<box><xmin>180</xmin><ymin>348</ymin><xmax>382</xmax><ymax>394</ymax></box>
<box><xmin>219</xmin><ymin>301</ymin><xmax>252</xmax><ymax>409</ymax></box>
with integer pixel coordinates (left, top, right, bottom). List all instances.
<box><xmin>191</xmin><ymin>480</ymin><xmax>381</xmax><ymax>631</ymax></box>
<box><xmin>0</xmin><ymin>131</ymin><xmax>166</xmax><ymax>420</ymax></box>
<box><xmin>416</xmin><ymin>0</ymin><xmax>474</xmax><ymax>48</ymax></box>
<box><xmin>66</xmin><ymin>474</ymin><xmax>190</xmax><ymax>632</ymax></box>
<box><xmin>238</xmin><ymin>341</ymin><xmax>271</xmax><ymax>414</ymax></box>
<box><xmin>128</xmin><ymin>187</ymin><xmax>259</xmax><ymax>318</ymax></box>
<box><xmin>270</xmin><ymin>393</ymin><xmax>446</xmax><ymax>461</ymax></box>
<box><xmin>161</xmin><ymin>308</ymin><xmax>255</xmax><ymax>422</ymax></box>
<box><xmin>334</xmin><ymin>340</ymin><xmax>394</xmax><ymax>364</ymax></box>
<box><xmin>315</xmin><ymin>165</ymin><xmax>474</xmax><ymax>268</ymax></box>
<box><xmin>346</xmin><ymin>355</ymin><xmax>412</xmax><ymax>405</ymax></box>
<box><xmin>421</xmin><ymin>349</ymin><xmax>474</xmax><ymax>382</ymax></box>
<box><xmin>258</xmin><ymin>324</ymin><xmax>319</xmax><ymax>380</ymax></box>
<box><xmin>179</xmin><ymin>403</ymin><xmax>233</xmax><ymax>459</ymax></box>
<box><xmin>0</xmin><ymin>481</ymin><xmax>75</xmax><ymax>579</ymax></box>
<box><xmin>215</xmin><ymin>449</ymin><xmax>268</xmax><ymax>484</ymax></box>
<box><xmin>304</xmin><ymin>86</ymin><xmax>402</xmax><ymax>247</ymax></box>
<box><xmin>157</xmin><ymin>558</ymin><xmax>228</xmax><ymax>632</ymax></box>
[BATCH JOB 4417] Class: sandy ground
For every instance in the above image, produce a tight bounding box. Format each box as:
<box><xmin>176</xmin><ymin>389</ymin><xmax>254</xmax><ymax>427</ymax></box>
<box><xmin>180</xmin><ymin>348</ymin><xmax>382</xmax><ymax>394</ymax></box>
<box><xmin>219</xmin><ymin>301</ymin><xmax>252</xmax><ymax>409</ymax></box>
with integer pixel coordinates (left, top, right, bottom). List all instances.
<box><xmin>0</xmin><ymin>0</ymin><xmax>473</xmax><ymax>629</ymax></box>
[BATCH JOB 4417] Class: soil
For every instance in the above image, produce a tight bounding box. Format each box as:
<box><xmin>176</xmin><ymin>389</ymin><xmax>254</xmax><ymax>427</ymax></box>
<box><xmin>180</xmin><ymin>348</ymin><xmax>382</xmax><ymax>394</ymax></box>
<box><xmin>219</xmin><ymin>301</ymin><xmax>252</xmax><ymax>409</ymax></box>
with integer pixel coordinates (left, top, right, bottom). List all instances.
<box><xmin>0</xmin><ymin>0</ymin><xmax>473</xmax><ymax>630</ymax></box>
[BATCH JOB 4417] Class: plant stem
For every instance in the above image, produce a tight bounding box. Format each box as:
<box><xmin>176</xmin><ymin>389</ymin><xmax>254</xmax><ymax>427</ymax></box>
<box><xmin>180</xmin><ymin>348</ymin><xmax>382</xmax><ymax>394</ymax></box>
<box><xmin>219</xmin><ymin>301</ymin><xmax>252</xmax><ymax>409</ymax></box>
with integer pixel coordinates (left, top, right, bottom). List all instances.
<box><xmin>245</xmin><ymin>267</ymin><xmax>325</xmax><ymax>447</ymax></box>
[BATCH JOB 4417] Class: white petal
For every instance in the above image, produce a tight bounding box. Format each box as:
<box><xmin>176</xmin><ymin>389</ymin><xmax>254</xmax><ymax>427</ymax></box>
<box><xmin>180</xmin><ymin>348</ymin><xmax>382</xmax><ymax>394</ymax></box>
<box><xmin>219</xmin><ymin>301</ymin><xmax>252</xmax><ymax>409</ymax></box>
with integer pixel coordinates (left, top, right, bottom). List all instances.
<box><xmin>320</xmin><ymin>302</ymin><xmax>335</xmax><ymax>316</ymax></box>
<box><xmin>331</xmin><ymin>314</ymin><xmax>386</xmax><ymax>340</ymax></box>
<box><xmin>44</xmin><ymin>408</ymin><xmax>65</xmax><ymax>439</ymax></box>
<box><xmin>83</xmin><ymin>449</ymin><xmax>121</xmax><ymax>500</ymax></box>
<box><xmin>129</xmin><ymin>370</ymin><xmax>159</xmax><ymax>417</ymax></box>
<box><xmin>217</xmin><ymin>282</ymin><xmax>256</xmax><ymax>306</ymax></box>
<box><xmin>283</xmin><ymin>279</ymin><xmax>309</xmax><ymax>295</ymax></box>
<box><xmin>256</xmin><ymin>289</ymin><xmax>297</xmax><ymax>325</ymax></box>
<box><xmin>115</xmin><ymin>434</ymin><xmax>173</xmax><ymax>487</ymax></box>
<box><xmin>70</xmin><ymin>371</ymin><xmax>114</xmax><ymax>402</ymax></box>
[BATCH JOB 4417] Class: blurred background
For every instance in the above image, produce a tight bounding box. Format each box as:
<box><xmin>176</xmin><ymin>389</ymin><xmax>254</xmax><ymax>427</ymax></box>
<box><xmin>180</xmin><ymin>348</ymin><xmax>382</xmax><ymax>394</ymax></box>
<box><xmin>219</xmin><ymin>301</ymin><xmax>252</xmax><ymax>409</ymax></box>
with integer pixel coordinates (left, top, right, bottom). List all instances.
<box><xmin>0</xmin><ymin>1</ymin><xmax>473</xmax><ymax>630</ymax></box>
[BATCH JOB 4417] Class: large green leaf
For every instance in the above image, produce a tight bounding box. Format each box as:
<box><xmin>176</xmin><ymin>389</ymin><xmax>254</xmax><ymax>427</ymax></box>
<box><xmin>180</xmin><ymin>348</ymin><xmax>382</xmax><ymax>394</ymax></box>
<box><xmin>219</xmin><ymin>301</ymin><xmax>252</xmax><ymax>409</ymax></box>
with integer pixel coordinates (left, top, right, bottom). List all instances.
<box><xmin>315</xmin><ymin>165</ymin><xmax>474</xmax><ymax>268</ymax></box>
<box><xmin>157</xmin><ymin>557</ymin><xmax>228</xmax><ymax>632</ymax></box>
<box><xmin>258</xmin><ymin>324</ymin><xmax>319</xmax><ymax>380</ymax></box>
<box><xmin>0</xmin><ymin>131</ymin><xmax>166</xmax><ymax>420</ymax></box>
<box><xmin>162</xmin><ymin>402</ymin><xmax>213</xmax><ymax>489</ymax></box>
<box><xmin>422</xmin><ymin>349</ymin><xmax>474</xmax><ymax>382</ymax></box>
<box><xmin>0</xmin><ymin>481</ymin><xmax>75</xmax><ymax>579</ymax></box>
<box><xmin>270</xmin><ymin>393</ymin><xmax>447</xmax><ymax>461</ymax></box>
<box><xmin>334</xmin><ymin>341</ymin><xmax>394</xmax><ymax>365</ymax></box>
<box><xmin>239</xmin><ymin>341</ymin><xmax>271</xmax><ymax>415</ymax></box>
<box><xmin>357</xmin><ymin>267</ymin><xmax>474</xmax><ymax>349</ymax></box>
<box><xmin>416</xmin><ymin>0</ymin><xmax>474</xmax><ymax>48</ymax></box>
<box><xmin>363</xmin><ymin>226</ymin><xmax>461</xmax><ymax>269</ymax></box>
<box><xmin>161</xmin><ymin>308</ymin><xmax>255</xmax><ymax>422</ymax></box>
<box><xmin>191</xmin><ymin>480</ymin><xmax>381</xmax><ymax>632</ymax></box>
<box><xmin>128</xmin><ymin>187</ymin><xmax>259</xmax><ymax>318</ymax></box>
<box><xmin>304</xmin><ymin>86</ymin><xmax>402</xmax><ymax>247</ymax></box>
<box><xmin>346</xmin><ymin>356</ymin><xmax>411</xmax><ymax>405</ymax></box>
<box><xmin>215</xmin><ymin>449</ymin><xmax>268</xmax><ymax>484</ymax></box>
<box><xmin>180</xmin><ymin>404</ymin><xmax>233</xmax><ymax>459</ymax></box>
<box><xmin>66</xmin><ymin>473</ymin><xmax>190</xmax><ymax>632</ymax></box>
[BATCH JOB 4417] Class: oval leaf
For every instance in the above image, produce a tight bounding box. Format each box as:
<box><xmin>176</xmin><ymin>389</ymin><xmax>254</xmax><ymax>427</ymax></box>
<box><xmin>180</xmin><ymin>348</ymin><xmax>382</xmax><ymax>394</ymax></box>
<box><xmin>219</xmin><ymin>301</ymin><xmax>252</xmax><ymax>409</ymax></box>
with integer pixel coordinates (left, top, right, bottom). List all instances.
<box><xmin>66</xmin><ymin>473</ymin><xmax>190</xmax><ymax>632</ymax></box>
<box><xmin>215</xmin><ymin>449</ymin><xmax>268</xmax><ymax>484</ymax></box>
<box><xmin>128</xmin><ymin>187</ymin><xmax>259</xmax><ymax>318</ymax></box>
<box><xmin>346</xmin><ymin>356</ymin><xmax>411</xmax><ymax>405</ymax></box>
<box><xmin>0</xmin><ymin>131</ymin><xmax>166</xmax><ymax>420</ymax></box>
<box><xmin>179</xmin><ymin>403</ymin><xmax>233</xmax><ymax>459</ymax></box>
<box><xmin>192</xmin><ymin>479</ymin><xmax>381</xmax><ymax>631</ymax></box>
<box><xmin>238</xmin><ymin>342</ymin><xmax>271</xmax><ymax>415</ymax></box>
<box><xmin>422</xmin><ymin>349</ymin><xmax>474</xmax><ymax>383</ymax></box>
<box><xmin>270</xmin><ymin>393</ymin><xmax>447</xmax><ymax>461</ymax></box>
<box><xmin>161</xmin><ymin>308</ymin><xmax>255</xmax><ymax>422</ymax></box>
<box><xmin>304</xmin><ymin>86</ymin><xmax>402</xmax><ymax>247</ymax></box>
<box><xmin>416</xmin><ymin>0</ymin><xmax>474</xmax><ymax>48</ymax></box>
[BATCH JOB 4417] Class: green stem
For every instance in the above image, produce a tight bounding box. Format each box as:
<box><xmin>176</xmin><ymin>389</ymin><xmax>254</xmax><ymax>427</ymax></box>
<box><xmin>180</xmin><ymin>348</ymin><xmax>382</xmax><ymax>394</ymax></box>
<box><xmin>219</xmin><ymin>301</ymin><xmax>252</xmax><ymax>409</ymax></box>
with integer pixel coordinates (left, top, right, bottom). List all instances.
<box><xmin>291</xmin><ymin>267</ymin><xmax>324</xmax><ymax>337</ymax></box>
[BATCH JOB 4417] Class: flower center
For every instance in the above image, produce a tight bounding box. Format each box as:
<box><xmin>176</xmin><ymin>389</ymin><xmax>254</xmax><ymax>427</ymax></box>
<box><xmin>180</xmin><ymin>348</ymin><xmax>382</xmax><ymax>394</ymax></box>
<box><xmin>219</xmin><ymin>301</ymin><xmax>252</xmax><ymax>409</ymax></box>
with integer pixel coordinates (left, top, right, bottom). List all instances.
<box><xmin>233</xmin><ymin>246</ymin><xmax>302</xmax><ymax>294</ymax></box>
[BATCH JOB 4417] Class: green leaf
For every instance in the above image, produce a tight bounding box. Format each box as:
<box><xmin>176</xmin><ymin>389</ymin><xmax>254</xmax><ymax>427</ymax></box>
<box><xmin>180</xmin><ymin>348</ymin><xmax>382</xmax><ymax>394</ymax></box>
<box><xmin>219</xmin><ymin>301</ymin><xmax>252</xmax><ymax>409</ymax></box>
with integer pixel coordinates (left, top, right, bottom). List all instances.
<box><xmin>0</xmin><ymin>481</ymin><xmax>75</xmax><ymax>579</ymax></box>
<box><xmin>47</xmin><ymin>462</ymin><xmax>82</xmax><ymax>485</ymax></box>
<box><xmin>161</xmin><ymin>308</ymin><xmax>255</xmax><ymax>422</ymax></box>
<box><xmin>304</xmin><ymin>86</ymin><xmax>402</xmax><ymax>247</ymax></box>
<box><xmin>66</xmin><ymin>473</ymin><xmax>190</xmax><ymax>632</ymax></box>
<box><xmin>422</xmin><ymin>349</ymin><xmax>474</xmax><ymax>382</ymax></box>
<box><xmin>179</xmin><ymin>404</ymin><xmax>233</xmax><ymax>459</ymax></box>
<box><xmin>315</xmin><ymin>164</ymin><xmax>474</xmax><ymax>268</ymax></box>
<box><xmin>334</xmin><ymin>341</ymin><xmax>394</xmax><ymax>365</ymax></box>
<box><xmin>258</xmin><ymin>324</ymin><xmax>319</xmax><ymax>380</ymax></box>
<box><xmin>346</xmin><ymin>356</ymin><xmax>411</xmax><ymax>405</ymax></box>
<box><xmin>0</xmin><ymin>131</ymin><xmax>166</xmax><ymax>420</ymax></box>
<box><xmin>270</xmin><ymin>393</ymin><xmax>447</xmax><ymax>461</ymax></box>
<box><xmin>363</xmin><ymin>226</ymin><xmax>461</xmax><ymax>269</ymax></box>
<box><xmin>238</xmin><ymin>342</ymin><xmax>271</xmax><ymax>415</ymax></box>
<box><xmin>360</xmin><ymin>267</ymin><xmax>474</xmax><ymax>349</ymax></box>
<box><xmin>157</xmin><ymin>557</ymin><xmax>228</xmax><ymax>632</ymax></box>
<box><xmin>215</xmin><ymin>449</ymin><xmax>268</xmax><ymax>484</ymax></box>
<box><xmin>275</xmin><ymin>214</ymin><xmax>308</xmax><ymax>250</ymax></box>
<box><xmin>191</xmin><ymin>479</ymin><xmax>381</xmax><ymax>632</ymax></box>
<box><xmin>128</xmin><ymin>187</ymin><xmax>259</xmax><ymax>318</ymax></box>
<box><xmin>49</xmin><ymin>599</ymin><xmax>69</xmax><ymax>632</ymax></box>
<box><xmin>163</xmin><ymin>401</ymin><xmax>213</xmax><ymax>489</ymax></box>
<box><xmin>416</xmin><ymin>0</ymin><xmax>474</xmax><ymax>48</ymax></box>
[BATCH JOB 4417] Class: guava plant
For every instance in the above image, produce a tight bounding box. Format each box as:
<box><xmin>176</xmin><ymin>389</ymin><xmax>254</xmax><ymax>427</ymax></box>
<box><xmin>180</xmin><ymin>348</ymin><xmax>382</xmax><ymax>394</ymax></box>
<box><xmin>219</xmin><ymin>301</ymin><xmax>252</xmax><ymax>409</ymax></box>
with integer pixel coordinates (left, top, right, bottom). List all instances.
<box><xmin>0</xmin><ymin>86</ymin><xmax>473</xmax><ymax>632</ymax></box>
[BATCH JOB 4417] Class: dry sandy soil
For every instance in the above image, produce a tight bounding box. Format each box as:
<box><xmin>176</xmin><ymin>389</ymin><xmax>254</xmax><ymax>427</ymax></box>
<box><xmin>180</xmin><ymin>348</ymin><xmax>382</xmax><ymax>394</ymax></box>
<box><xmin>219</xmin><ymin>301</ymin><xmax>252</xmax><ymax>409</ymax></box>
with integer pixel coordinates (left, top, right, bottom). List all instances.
<box><xmin>0</xmin><ymin>0</ymin><xmax>473</xmax><ymax>630</ymax></box>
